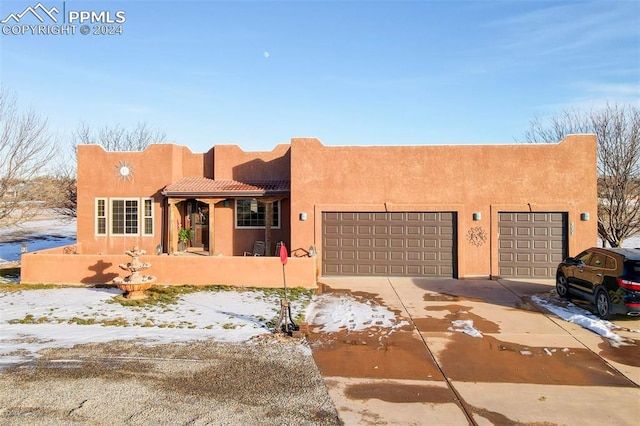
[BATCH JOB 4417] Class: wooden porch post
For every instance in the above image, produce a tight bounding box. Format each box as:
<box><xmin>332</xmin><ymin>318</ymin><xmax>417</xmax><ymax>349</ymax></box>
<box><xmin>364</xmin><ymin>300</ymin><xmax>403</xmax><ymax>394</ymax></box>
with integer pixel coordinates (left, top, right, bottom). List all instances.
<box><xmin>168</xmin><ymin>199</ymin><xmax>176</xmax><ymax>254</ymax></box>
<box><xmin>208</xmin><ymin>201</ymin><xmax>214</xmax><ymax>256</ymax></box>
<box><xmin>264</xmin><ymin>200</ymin><xmax>273</xmax><ymax>256</ymax></box>
<box><xmin>167</xmin><ymin>198</ymin><xmax>186</xmax><ymax>254</ymax></box>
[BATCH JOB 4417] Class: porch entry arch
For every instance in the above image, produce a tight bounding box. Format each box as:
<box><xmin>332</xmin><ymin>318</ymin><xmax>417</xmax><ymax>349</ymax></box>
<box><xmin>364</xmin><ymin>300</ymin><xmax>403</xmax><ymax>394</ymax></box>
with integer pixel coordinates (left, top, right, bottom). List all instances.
<box><xmin>167</xmin><ymin>197</ymin><xmax>224</xmax><ymax>255</ymax></box>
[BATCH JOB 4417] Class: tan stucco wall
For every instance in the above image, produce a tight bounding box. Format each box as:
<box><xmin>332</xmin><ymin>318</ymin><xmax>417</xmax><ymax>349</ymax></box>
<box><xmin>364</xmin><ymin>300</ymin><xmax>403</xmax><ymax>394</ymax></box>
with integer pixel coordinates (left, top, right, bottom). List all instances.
<box><xmin>289</xmin><ymin>135</ymin><xmax>598</xmax><ymax>278</ymax></box>
<box><xmin>21</xmin><ymin>248</ymin><xmax>316</xmax><ymax>288</ymax></box>
<box><xmin>77</xmin><ymin>144</ymin><xmax>207</xmax><ymax>255</ymax></box>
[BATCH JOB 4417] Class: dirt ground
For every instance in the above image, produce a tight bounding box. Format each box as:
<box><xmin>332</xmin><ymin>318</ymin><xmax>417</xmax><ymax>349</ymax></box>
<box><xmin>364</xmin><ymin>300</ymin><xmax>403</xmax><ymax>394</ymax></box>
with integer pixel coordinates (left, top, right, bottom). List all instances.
<box><xmin>0</xmin><ymin>336</ymin><xmax>342</xmax><ymax>426</ymax></box>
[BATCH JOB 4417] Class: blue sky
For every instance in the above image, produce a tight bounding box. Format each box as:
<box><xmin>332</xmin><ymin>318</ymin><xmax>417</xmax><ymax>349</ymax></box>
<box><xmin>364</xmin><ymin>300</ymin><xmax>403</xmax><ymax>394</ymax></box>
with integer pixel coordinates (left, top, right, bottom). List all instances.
<box><xmin>1</xmin><ymin>0</ymin><xmax>638</xmax><ymax>152</ymax></box>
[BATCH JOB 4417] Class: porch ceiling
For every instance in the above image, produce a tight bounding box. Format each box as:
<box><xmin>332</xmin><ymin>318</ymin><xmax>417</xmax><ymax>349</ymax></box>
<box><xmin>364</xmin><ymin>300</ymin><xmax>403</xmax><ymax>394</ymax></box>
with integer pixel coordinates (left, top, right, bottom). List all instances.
<box><xmin>161</xmin><ymin>177</ymin><xmax>290</xmax><ymax>197</ymax></box>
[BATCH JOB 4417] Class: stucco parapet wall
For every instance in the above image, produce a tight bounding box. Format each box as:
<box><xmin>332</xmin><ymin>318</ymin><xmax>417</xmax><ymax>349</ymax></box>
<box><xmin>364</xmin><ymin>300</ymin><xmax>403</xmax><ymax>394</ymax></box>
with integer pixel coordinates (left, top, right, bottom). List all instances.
<box><xmin>290</xmin><ymin>134</ymin><xmax>596</xmax><ymax>148</ymax></box>
<box><xmin>77</xmin><ymin>142</ymin><xmax>204</xmax><ymax>156</ymax></box>
<box><xmin>20</xmin><ymin>249</ymin><xmax>317</xmax><ymax>288</ymax></box>
<box><xmin>212</xmin><ymin>143</ymin><xmax>291</xmax><ymax>181</ymax></box>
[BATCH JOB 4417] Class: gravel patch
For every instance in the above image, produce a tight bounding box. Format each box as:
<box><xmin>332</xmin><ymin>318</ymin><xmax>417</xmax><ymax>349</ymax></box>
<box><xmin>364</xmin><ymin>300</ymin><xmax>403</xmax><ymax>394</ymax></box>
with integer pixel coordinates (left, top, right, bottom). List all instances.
<box><xmin>0</xmin><ymin>335</ymin><xmax>342</xmax><ymax>425</ymax></box>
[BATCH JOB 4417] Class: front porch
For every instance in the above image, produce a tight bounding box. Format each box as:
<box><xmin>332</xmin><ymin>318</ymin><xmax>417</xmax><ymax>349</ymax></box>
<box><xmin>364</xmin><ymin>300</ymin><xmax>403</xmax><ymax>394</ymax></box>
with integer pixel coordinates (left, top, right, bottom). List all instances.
<box><xmin>162</xmin><ymin>178</ymin><xmax>291</xmax><ymax>257</ymax></box>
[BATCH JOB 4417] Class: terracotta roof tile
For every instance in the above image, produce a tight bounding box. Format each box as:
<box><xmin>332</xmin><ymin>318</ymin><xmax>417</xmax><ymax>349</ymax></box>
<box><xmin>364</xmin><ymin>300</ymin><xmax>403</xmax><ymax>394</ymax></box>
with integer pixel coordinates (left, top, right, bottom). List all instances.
<box><xmin>162</xmin><ymin>177</ymin><xmax>290</xmax><ymax>196</ymax></box>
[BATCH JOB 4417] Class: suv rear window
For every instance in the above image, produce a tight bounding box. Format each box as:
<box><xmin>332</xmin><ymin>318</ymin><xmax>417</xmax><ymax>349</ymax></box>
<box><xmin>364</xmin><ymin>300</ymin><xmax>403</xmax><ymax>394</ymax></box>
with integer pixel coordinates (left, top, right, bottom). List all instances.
<box><xmin>625</xmin><ymin>260</ymin><xmax>640</xmax><ymax>280</ymax></box>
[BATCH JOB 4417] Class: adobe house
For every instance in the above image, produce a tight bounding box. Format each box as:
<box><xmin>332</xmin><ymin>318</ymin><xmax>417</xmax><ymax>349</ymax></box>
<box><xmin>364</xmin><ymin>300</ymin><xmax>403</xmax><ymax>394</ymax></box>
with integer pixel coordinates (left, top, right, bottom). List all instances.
<box><xmin>21</xmin><ymin>135</ymin><xmax>597</xmax><ymax>287</ymax></box>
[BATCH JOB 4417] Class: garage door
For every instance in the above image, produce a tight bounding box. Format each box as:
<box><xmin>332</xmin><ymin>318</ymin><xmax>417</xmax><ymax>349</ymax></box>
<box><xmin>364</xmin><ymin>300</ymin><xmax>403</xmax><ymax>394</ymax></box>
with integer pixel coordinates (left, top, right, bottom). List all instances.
<box><xmin>322</xmin><ymin>212</ymin><xmax>457</xmax><ymax>277</ymax></box>
<box><xmin>498</xmin><ymin>212</ymin><xmax>567</xmax><ymax>278</ymax></box>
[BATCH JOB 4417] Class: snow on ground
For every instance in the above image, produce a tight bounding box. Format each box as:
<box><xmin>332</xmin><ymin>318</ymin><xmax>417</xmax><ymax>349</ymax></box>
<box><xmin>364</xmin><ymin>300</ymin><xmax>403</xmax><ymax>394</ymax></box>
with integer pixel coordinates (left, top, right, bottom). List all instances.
<box><xmin>449</xmin><ymin>319</ymin><xmax>483</xmax><ymax>338</ymax></box>
<box><xmin>531</xmin><ymin>295</ymin><xmax>639</xmax><ymax>346</ymax></box>
<box><xmin>0</xmin><ymin>286</ymin><xmax>404</xmax><ymax>367</ymax></box>
<box><xmin>304</xmin><ymin>293</ymin><xmax>408</xmax><ymax>332</ymax></box>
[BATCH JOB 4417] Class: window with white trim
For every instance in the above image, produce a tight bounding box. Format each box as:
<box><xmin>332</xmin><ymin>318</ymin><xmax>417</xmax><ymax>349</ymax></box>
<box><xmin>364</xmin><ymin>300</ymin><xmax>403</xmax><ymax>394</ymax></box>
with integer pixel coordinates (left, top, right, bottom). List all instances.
<box><xmin>94</xmin><ymin>197</ymin><xmax>155</xmax><ymax>237</ymax></box>
<box><xmin>143</xmin><ymin>198</ymin><xmax>154</xmax><ymax>236</ymax></box>
<box><xmin>235</xmin><ymin>199</ymin><xmax>280</xmax><ymax>228</ymax></box>
<box><xmin>111</xmin><ymin>198</ymin><xmax>139</xmax><ymax>235</ymax></box>
<box><xmin>95</xmin><ymin>198</ymin><xmax>107</xmax><ymax>236</ymax></box>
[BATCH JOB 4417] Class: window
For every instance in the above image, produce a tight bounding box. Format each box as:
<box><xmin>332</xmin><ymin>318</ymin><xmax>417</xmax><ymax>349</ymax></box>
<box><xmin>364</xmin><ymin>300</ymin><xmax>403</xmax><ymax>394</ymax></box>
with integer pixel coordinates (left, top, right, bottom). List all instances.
<box><xmin>236</xmin><ymin>199</ymin><xmax>280</xmax><ymax>228</ymax></box>
<box><xmin>111</xmin><ymin>198</ymin><xmax>139</xmax><ymax>235</ymax></box>
<box><xmin>590</xmin><ymin>253</ymin><xmax>605</xmax><ymax>267</ymax></box>
<box><xmin>143</xmin><ymin>198</ymin><xmax>154</xmax><ymax>236</ymax></box>
<box><xmin>95</xmin><ymin>198</ymin><xmax>107</xmax><ymax>235</ymax></box>
<box><xmin>94</xmin><ymin>197</ymin><xmax>154</xmax><ymax>237</ymax></box>
<box><xmin>605</xmin><ymin>255</ymin><xmax>617</xmax><ymax>270</ymax></box>
<box><xmin>576</xmin><ymin>251</ymin><xmax>592</xmax><ymax>265</ymax></box>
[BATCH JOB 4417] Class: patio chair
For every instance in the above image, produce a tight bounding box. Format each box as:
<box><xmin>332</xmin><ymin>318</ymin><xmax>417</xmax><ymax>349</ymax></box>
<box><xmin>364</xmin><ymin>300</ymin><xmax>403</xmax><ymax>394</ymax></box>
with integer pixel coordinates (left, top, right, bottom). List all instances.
<box><xmin>244</xmin><ymin>241</ymin><xmax>266</xmax><ymax>256</ymax></box>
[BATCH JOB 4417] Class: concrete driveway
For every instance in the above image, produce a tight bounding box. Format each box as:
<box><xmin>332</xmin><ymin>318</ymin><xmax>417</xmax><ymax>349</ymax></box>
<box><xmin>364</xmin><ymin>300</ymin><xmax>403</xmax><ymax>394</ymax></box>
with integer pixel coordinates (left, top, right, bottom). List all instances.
<box><xmin>308</xmin><ymin>277</ymin><xmax>640</xmax><ymax>425</ymax></box>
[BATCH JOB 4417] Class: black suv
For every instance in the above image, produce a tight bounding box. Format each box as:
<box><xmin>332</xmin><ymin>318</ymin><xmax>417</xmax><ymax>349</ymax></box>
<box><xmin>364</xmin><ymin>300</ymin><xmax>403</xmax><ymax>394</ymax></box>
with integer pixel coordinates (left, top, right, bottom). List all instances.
<box><xmin>556</xmin><ymin>247</ymin><xmax>640</xmax><ymax>319</ymax></box>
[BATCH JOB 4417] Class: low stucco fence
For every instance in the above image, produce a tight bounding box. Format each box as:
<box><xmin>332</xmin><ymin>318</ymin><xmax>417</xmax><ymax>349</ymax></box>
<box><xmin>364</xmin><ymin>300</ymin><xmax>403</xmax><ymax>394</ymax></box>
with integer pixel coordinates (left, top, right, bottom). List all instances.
<box><xmin>20</xmin><ymin>245</ymin><xmax>318</xmax><ymax>288</ymax></box>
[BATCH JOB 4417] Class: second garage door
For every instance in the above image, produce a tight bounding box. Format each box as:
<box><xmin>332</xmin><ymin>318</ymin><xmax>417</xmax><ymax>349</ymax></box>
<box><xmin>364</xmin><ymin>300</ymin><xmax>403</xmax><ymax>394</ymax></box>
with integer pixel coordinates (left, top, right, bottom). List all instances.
<box><xmin>498</xmin><ymin>212</ymin><xmax>567</xmax><ymax>278</ymax></box>
<box><xmin>322</xmin><ymin>211</ymin><xmax>457</xmax><ymax>277</ymax></box>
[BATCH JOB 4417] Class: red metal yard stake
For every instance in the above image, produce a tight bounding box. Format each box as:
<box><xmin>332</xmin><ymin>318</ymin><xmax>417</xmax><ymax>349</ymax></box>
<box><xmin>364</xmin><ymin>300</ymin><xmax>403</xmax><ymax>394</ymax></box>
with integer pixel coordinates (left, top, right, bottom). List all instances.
<box><xmin>276</xmin><ymin>242</ymin><xmax>297</xmax><ymax>334</ymax></box>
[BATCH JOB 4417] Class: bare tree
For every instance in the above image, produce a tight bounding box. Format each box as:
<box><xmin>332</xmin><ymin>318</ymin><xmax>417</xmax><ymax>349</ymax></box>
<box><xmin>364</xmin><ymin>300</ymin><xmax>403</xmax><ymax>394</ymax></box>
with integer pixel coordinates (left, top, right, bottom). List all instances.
<box><xmin>49</xmin><ymin>172</ymin><xmax>77</xmax><ymax>218</ymax></box>
<box><xmin>73</xmin><ymin>121</ymin><xmax>166</xmax><ymax>151</ymax></box>
<box><xmin>0</xmin><ymin>89</ymin><xmax>57</xmax><ymax>229</ymax></box>
<box><xmin>524</xmin><ymin>103</ymin><xmax>640</xmax><ymax>247</ymax></box>
<box><xmin>52</xmin><ymin>121</ymin><xmax>167</xmax><ymax>219</ymax></box>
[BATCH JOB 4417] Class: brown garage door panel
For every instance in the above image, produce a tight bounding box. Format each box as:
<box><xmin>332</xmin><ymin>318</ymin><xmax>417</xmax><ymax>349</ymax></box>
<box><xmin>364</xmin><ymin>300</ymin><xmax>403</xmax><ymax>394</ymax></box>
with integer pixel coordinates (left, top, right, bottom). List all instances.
<box><xmin>322</xmin><ymin>211</ymin><xmax>457</xmax><ymax>277</ymax></box>
<box><xmin>498</xmin><ymin>212</ymin><xmax>567</xmax><ymax>279</ymax></box>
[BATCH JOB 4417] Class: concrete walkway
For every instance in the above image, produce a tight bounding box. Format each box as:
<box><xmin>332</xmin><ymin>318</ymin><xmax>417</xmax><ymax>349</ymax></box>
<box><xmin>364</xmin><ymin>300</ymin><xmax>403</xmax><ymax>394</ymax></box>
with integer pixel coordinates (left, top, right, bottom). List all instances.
<box><xmin>309</xmin><ymin>277</ymin><xmax>640</xmax><ymax>425</ymax></box>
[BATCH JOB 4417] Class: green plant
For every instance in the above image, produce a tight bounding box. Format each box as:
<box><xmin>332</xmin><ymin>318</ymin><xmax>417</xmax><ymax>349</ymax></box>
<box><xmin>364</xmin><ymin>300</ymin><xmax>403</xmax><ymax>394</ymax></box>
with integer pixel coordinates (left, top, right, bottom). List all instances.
<box><xmin>178</xmin><ymin>228</ymin><xmax>194</xmax><ymax>243</ymax></box>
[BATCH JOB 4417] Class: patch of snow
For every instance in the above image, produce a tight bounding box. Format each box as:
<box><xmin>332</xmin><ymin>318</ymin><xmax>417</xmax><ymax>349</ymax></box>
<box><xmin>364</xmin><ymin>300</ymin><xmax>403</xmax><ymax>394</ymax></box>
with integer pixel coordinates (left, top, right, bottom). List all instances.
<box><xmin>531</xmin><ymin>295</ymin><xmax>626</xmax><ymax>344</ymax></box>
<box><xmin>448</xmin><ymin>319</ymin><xmax>483</xmax><ymax>338</ymax></box>
<box><xmin>305</xmin><ymin>294</ymin><xmax>408</xmax><ymax>332</ymax></box>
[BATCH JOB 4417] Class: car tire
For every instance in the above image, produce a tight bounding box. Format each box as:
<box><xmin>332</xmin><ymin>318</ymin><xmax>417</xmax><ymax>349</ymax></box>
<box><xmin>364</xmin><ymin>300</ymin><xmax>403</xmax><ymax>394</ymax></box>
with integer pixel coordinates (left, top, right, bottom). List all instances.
<box><xmin>595</xmin><ymin>289</ymin><xmax>612</xmax><ymax>320</ymax></box>
<box><xmin>556</xmin><ymin>275</ymin><xmax>570</xmax><ymax>299</ymax></box>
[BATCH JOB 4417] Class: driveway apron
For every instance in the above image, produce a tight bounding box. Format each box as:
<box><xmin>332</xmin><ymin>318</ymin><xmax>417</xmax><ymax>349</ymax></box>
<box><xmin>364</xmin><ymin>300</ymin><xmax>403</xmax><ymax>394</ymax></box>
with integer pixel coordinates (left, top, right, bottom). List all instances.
<box><xmin>309</xmin><ymin>277</ymin><xmax>640</xmax><ymax>425</ymax></box>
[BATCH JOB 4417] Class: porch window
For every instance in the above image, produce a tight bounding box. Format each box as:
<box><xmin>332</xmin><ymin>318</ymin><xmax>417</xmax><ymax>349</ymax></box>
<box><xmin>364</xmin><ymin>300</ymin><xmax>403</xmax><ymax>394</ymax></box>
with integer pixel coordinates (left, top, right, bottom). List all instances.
<box><xmin>95</xmin><ymin>198</ymin><xmax>107</xmax><ymax>236</ymax></box>
<box><xmin>235</xmin><ymin>199</ymin><xmax>280</xmax><ymax>228</ymax></box>
<box><xmin>143</xmin><ymin>198</ymin><xmax>153</xmax><ymax>236</ymax></box>
<box><xmin>111</xmin><ymin>198</ymin><xmax>139</xmax><ymax>235</ymax></box>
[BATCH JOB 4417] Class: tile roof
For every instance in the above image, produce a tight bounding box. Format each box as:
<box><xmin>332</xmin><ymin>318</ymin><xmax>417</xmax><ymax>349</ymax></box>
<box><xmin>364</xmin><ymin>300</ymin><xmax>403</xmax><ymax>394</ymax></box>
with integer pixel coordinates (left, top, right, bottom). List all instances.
<box><xmin>162</xmin><ymin>177</ymin><xmax>290</xmax><ymax>196</ymax></box>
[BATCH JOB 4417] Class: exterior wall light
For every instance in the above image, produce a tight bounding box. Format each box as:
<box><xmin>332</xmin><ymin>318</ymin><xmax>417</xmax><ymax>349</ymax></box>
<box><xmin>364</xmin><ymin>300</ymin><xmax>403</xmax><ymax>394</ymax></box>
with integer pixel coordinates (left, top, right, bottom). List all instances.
<box><xmin>472</xmin><ymin>212</ymin><xmax>481</xmax><ymax>221</ymax></box>
<box><xmin>580</xmin><ymin>212</ymin><xmax>590</xmax><ymax>221</ymax></box>
<box><xmin>299</xmin><ymin>212</ymin><xmax>307</xmax><ymax>221</ymax></box>
<box><xmin>223</xmin><ymin>199</ymin><xmax>230</xmax><ymax>207</ymax></box>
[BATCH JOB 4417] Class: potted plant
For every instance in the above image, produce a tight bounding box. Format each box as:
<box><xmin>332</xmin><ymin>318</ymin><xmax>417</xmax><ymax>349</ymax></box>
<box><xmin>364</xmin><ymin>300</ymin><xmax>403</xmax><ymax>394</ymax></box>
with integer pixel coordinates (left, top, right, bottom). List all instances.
<box><xmin>178</xmin><ymin>228</ymin><xmax>194</xmax><ymax>252</ymax></box>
